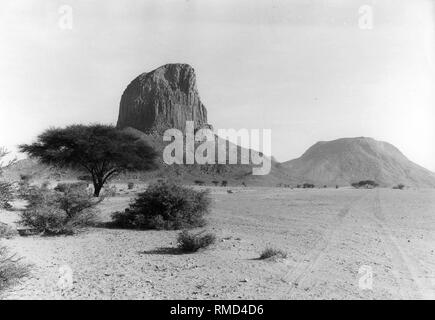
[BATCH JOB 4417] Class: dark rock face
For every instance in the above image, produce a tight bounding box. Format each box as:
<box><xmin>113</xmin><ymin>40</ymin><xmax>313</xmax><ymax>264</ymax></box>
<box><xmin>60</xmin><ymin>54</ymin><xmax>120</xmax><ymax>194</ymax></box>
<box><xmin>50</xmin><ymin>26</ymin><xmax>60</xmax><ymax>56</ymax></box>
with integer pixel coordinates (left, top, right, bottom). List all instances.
<box><xmin>117</xmin><ymin>64</ymin><xmax>208</xmax><ymax>133</ymax></box>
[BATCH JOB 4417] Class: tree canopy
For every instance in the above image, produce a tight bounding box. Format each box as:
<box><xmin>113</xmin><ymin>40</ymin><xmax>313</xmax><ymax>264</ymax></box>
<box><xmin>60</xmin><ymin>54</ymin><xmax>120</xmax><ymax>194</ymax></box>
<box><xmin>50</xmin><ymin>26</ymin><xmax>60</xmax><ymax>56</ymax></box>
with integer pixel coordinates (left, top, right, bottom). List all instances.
<box><xmin>19</xmin><ymin>124</ymin><xmax>158</xmax><ymax>196</ymax></box>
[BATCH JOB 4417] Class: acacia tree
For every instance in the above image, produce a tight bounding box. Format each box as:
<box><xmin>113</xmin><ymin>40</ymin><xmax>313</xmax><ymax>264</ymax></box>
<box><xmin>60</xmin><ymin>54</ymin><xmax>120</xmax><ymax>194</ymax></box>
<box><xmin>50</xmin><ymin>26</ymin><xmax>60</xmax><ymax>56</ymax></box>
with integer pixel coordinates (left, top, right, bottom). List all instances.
<box><xmin>0</xmin><ymin>147</ymin><xmax>16</xmax><ymax>209</ymax></box>
<box><xmin>0</xmin><ymin>147</ymin><xmax>16</xmax><ymax>174</ymax></box>
<box><xmin>19</xmin><ymin>124</ymin><xmax>158</xmax><ymax>196</ymax></box>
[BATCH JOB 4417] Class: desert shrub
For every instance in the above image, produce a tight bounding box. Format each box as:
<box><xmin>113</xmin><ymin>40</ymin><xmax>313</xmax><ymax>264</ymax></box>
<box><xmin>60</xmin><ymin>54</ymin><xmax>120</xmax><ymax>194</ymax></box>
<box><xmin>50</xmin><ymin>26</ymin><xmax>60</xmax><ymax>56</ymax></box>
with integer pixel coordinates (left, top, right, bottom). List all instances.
<box><xmin>111</xmin><ymin>181</ymin><xmax>211</xmax><ymax>230</ymax></box>
<box><xmin>18</xmin><ymin>183</ymin><xmax>50</xmax><ymax>207</ymax></box>
<box><xmin>0</xmin><ymin>181</ymin><xmax>14</xmax><ymax>210</ymax></box>
<box><xmin>0</xmin><ymin>246</ymin><xmax>30</xmax><ymax>292</ymax></box>
<box><xmin>221</xmin><ymin>180</ymin><xmax>228</xmax><ymax>187</ymax></box>
<box><xmin>56</xmin><ymin>188</ymin><xmax>99</xmax><ymax>220</ymax></box>
<box><xmin>393</xmin><ymin>184</ymin><xmax>405</xmax><ymax>190</ymax></box>
<box><xmin>0</xmin><ymin>223</ymin><xmax>17</xmax><ymax>239</ymax></box>
<box><xmin>103</xmin><ymin>185</ymin><xmax>117</xmax><ymax>197</ymax></box>
<box><xmin>128</xmin><ymin>182</ymin><xmax>134</xmax><ymax>190</ymax></box>
<box><xmin>17</xmin><ymin>180</ymin><xmax>31</xmax><ymax>198</ymax></box>
<box><xmin>259</xmin><ymin>247</ymin><xmax>287</xmax><ymax>260</ymax></box>
<box><xmin>352</xmin><ymin>180</ymin><xmax>379</xmax><ymax>189</ymax></box>
<box><xmin>19</xmin><ymin>185</ymin><xmax>99</xmax><ymax>235</ymax></box>
<box><xmin>20</xmin><ymin>206</ymin><xmax>72</xmax><ymax>235</ymax></box>
<box><xmin>110</xmin><ymin>209</ymin><xmax>135</xmax><ymax>229</ymax></box>
<box><xmin>41</xmin><ymin>181</ymin><xmax>50</xmax><ymax>189</ymax></box>
<box><xmin>177</xmin><ymin>230</ymin><xmax>216</xmax><ymax>253</ymax></box>
<box><xmin>20</xmin><ymin>174</ymin><xmax>32</xmax><ymax>183</ymax></box>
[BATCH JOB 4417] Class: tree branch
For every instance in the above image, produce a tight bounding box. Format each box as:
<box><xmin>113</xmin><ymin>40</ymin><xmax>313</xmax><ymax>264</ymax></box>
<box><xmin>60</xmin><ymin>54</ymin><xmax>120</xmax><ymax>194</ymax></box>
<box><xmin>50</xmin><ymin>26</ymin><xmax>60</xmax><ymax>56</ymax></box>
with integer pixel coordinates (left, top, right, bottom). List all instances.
<box><xmin>102</xmin><ymin>168</ymin><xmax>118</xmax><ymax>185</ymax></box>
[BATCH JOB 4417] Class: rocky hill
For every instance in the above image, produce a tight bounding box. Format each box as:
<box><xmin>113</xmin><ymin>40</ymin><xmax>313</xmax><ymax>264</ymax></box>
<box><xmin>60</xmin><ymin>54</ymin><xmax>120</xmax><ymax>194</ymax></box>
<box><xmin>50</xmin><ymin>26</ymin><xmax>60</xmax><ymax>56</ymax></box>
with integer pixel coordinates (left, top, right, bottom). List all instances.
<box><xmin>117</xmin><ymin>63</ymin><xmax>208</xmax><ymax>133</ymax></box>
<box><xmin>282</xmin><ymin>137</ymin><xmax>435</xmax><ymax>187</ymax></box>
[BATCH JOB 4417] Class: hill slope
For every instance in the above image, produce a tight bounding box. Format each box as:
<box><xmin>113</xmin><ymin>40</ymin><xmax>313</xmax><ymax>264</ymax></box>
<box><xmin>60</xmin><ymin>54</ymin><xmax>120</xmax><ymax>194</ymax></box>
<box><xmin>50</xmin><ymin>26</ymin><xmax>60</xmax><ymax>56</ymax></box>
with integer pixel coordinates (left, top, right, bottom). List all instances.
<box><xmin>120</xmin><ymin>127</ymin><xmax>290</xmax><ymax>186</ymax></box>
<box><xmin>282</xmin><ymin>137</ymin><xmax>435</xmax><ymax>187</ymax></box>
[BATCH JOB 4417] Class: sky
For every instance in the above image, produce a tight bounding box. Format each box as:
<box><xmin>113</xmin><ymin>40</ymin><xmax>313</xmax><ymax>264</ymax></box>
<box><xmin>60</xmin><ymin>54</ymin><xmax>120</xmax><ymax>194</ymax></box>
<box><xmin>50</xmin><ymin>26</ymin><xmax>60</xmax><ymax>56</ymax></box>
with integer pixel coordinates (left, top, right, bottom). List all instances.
<box><xmin>1</xmin><ymin>0</ymin><xmax>434</xmax><ymax>170</ymax></box>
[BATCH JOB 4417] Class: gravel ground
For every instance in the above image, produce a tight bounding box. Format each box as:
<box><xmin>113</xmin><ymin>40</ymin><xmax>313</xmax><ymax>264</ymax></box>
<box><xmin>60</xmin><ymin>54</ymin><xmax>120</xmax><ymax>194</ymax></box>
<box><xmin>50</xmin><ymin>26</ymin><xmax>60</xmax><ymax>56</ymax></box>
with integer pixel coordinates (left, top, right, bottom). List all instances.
<box><xmin>1</xmin><ymin>187</ymin><xmax>435</xmax><ymax>299</ymax></box>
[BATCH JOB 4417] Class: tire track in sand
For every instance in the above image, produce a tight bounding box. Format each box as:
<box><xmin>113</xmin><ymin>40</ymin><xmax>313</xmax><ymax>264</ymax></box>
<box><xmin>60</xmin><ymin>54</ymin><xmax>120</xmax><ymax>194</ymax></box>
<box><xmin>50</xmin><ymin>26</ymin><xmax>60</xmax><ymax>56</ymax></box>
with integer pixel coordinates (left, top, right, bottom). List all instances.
<box><xmin>281</xmin><ymin>193</ymin><xmax>368</xmax><ymax>298</ymax></box>
<box><xmin>370</xmin><ymin>189</ymin><xmax>435</xmax><ymax>299</ymax></box>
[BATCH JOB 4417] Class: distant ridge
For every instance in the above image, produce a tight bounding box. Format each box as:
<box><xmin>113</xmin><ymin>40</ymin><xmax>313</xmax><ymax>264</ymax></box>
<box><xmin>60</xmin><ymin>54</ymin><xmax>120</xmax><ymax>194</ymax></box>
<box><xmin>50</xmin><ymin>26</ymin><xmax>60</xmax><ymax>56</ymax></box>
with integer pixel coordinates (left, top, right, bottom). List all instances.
<box><xmin>282</xmin><ymin>137</ymin><xmax>435</xmax><ymax>187</ymax></box>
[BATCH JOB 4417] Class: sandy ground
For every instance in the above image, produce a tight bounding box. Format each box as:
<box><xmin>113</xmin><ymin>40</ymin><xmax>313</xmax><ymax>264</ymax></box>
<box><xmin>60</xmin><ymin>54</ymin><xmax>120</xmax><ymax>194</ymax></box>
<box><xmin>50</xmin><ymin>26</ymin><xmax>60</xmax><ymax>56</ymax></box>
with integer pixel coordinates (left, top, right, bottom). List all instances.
<box><xmin>1</xmin><ymin>186</ymin><xmax>435</xmax><ymax>300</ymax></box>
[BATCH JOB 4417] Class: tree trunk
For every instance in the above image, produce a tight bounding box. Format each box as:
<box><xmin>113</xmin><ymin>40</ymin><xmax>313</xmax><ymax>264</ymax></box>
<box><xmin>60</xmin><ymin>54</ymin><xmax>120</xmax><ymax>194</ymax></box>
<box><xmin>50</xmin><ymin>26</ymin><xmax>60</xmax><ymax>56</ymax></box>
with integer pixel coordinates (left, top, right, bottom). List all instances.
<box><xmin>93</xmin><ymin>183</ymin><xmax>102</xmax><ymax>197</ymax></box>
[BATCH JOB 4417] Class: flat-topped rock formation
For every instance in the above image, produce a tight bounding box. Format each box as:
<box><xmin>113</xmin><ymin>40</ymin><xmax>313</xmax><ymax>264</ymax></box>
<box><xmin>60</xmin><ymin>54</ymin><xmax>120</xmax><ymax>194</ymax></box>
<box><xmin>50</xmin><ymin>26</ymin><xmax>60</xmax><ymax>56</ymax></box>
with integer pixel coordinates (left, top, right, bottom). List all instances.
<box><xmin>117</xmin><ymin>63</ymin><xmax>208</xmax><ymax>133</ymax></box>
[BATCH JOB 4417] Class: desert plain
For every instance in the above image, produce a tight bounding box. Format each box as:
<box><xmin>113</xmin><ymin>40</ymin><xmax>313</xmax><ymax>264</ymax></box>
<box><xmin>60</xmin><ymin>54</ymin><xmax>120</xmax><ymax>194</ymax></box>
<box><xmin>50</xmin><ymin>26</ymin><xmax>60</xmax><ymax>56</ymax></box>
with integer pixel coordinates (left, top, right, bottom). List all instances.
<box><xmin>1</xmin><ymin>184</ymin><xmax>434</xmax><ymax>300</ymax></box>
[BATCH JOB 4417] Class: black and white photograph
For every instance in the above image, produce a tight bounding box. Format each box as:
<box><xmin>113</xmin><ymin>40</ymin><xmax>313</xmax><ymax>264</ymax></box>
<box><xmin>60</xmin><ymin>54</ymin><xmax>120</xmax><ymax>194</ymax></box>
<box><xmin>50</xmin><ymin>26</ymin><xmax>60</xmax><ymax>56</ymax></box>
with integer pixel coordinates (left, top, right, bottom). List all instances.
<box><xmin>1</xmin><ymin>0</ymin><xmax>435</xmax><ymax>304</ymax></box>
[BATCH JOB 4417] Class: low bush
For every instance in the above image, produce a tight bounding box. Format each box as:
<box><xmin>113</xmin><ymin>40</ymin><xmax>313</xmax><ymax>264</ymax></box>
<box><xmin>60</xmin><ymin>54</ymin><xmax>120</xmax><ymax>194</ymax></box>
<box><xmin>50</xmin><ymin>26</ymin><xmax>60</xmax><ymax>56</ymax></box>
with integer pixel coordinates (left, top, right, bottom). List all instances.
<box><xmin>393</xmin><ymin>184</ymin><xmax>405</xmax><ymax>190</ymax></box>
<box><xmin>0</xmin><ymin>181</ymin><xmax>14</xmax><ymax>210</ymax></box>
<box><xmin>0</xmin><ymin>223</ymin><xmax>17</xmax><ymax>239</ymax></box>
<box><xmin>351</xmin><ymin>180</ymin><xmax>379</xmax><ymax>189</ymax></box>
<box><xmin>19</xmin><ymin>174</ymin><xmax>32</xmax><ymax>183</ymax></box>
<box><xmin>111</xmin><ymin>209</ymin><xmax>135</xmax><ymax>229</ymax></box>
<box><xmin>20</xmin><ymin>206</ymin><xmax>72</xmax><ymax>235</ymax></box>
<box><xmin>259</xmin><ymin>247</ymin><xmax>287</xmax><ymax>260</ymax></box>
<box><xmin>127</xmin><ymin>182</ymin><xmax>134</xmax><ymax>190</ymax></box>
<box><xmin>19</xmin><ymin>185</ymin><xmax>100</xmax><ymax>235</ymax></box>
<box><xmin>221</xmin><ymin>180</ymin><xmax>228</xmax><ymax>187</ymax></box>
<box><xmin>18</xmin><ymin>183</ymin><xmax>50</xmax><ymax>207</ymax></box>
<box><xmin>103</xmin><ymin>185</ymin><xmax>117</xmax><ymax>197</ymax></box>
<box><xmin>111</xmin><ymin>180</ymin><xmax>211</xmax><ymax>230</ymax></box>
<box><xmin>177</xmin><ymin>230</ymin><xmax>216</xmax><ymax>253</ymax></box>
<box><xmin>0</xmin><ymin>246</ymin><xmax>30</xmax><ymax>292</ymax></box>
<box><xmin>41</xmin><ymin>181</ymin><xmax>50</xmax><ymax>189</ymax></box>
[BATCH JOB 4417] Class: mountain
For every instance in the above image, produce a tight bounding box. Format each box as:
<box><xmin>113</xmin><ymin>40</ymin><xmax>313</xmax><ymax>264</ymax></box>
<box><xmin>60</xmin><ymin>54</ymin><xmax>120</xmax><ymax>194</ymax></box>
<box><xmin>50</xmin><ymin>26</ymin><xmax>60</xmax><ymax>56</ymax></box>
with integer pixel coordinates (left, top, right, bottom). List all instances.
<box><xmin>117</xmin><ymin>63</ymin><xmax>208</xmax><ymax>133</ymax></box>
<box><xmin>115</xmin><ymin>63</ymin><xmax>287</xmax><ymax>186</ymax></box>
<box><xmin>282</xmin><ymin>137</ymin><xmax>435</xmax><ymax>187</ymax></box>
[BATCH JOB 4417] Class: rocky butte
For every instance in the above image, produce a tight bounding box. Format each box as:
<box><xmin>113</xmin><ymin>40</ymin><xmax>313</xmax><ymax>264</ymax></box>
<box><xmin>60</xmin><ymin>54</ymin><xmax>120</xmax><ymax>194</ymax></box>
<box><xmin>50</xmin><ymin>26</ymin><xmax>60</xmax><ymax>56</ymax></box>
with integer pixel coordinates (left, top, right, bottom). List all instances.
<box><xmin>117</xmin><ymin>63</ymin><xmax>208</xmax><ymax>133</ymax></box>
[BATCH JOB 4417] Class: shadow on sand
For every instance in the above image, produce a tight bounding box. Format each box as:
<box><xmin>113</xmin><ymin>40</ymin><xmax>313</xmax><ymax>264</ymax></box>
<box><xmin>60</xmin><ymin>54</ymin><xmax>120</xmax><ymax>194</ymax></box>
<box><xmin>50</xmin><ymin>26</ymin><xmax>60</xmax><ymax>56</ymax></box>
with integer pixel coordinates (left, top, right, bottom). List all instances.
<box><xmin>139</xmin><ymin>247</ymin><xmax>183</xmax><ymax>255</ymax></box>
